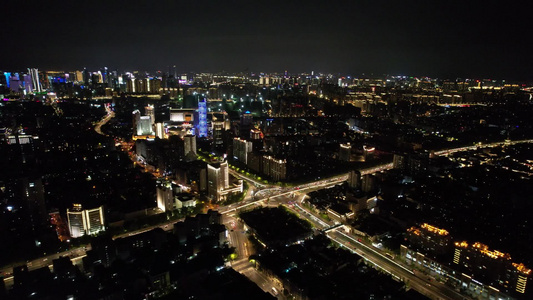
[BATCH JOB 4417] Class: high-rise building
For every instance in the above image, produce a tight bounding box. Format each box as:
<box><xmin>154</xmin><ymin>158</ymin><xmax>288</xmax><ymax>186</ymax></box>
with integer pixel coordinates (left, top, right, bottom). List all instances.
<box><xmin>361</xmin><ymin>174</ymin><xmax>375</xmax><ymax>193</ymax></box>
<box><xmin>197</xmin><ymin>97</ymin><xmax>208</xmax><ymax>137</ymax></box>
<box><xmin>262</xmin><ymin>156</ymin><xmax>287</xmax><ymax>181</ymax></box>
<box><xmin>75</xmin><ymin>70</ymin><xmax>83</xmax><ymax>82</ymax></box>
<box><xmin>67</xmin><ymin>204</ymin><xmax>105</xmax><ymax>238</ymax></box>
<box><xmin>212</xmin><ymin>120</ymin><xmax>225</xmax><ymax>148</ymax></box>
<box><xmin>156</xmin><ymin>181</ymin><xmax>174</xmax><ymax>212</ymax></box>
<box><xmin>8</xmin><ymin>73</ymin><xmax>21</xmax><ymax>93</ymax></box>
<box><xmin>348</xmin><ymin>170</ymin><xmax>361</xmax><ymax>189</ymax></box>
<box><xmin>132</xmin><ymin>110</ymin><xmax>141</xmax><ymax>136</ymax></box>
<box><xmin>20</xmin><ymin>177</ymin><xmax>48</xmax><ymax>232</ymax></box>
<box><xmin>137</xmin><ymin>116</ymin><xmax>153</xmax><ymax>136</ymax></box>
<box><xmin>145</xmin><ymin>105</ymin><xmax>155</xmax><ymax>126</ymax></box>
<box><xmin>233</xmin><ymin>137</ymin><xmax>253</xmax><ymax>164</ymax></box>
<box><xmin>453</xmin><ymin>241</ymin><xmax>531</xmax><ymax>296</ymax></box>
<box><xmin>23</xmin><ymin>74</ymin><xmax>33</xmax><ymax>94</ymax></box>
<box><xmin>184</xmin><ymin>133</ymin><xmax>197</xmax><ymax>160</ymax></box>
<box><xmin>155</xmin><ymin>122</ymin><xmax>165</xmax><ymax>139</ymax></box>
<box><xmin>85</xmin><ymin>206</ymin><xmax>105</xmax><ymax>235</ymax></box>
<box><xmin>207</xmin><ymin>161</ymin><xmax>229</xmax><ymax>201</ymax></box>
<box><xmin>28</xmin><ymin>68</ymin><xmax>42</xmax><ymax>93</ymax></box>
<box><xmin>239</xmin><ymin>111</ymin><xmax>253</xmax><ymax>138</ymax></box>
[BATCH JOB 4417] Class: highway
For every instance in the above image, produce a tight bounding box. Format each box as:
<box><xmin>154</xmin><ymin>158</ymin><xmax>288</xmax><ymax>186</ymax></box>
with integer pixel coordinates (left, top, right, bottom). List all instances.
<box><xmin>433</xmin><ymin>139</ymin><xmax>533</xmax><ymax>156</ymax></box>
<box><xmin>1</xmin><ymin>246</ymin><xmax>88</xmax><ymax>289</ymax></box>
<box><xmin>327</xmin><ymin>229</ymin><xmax>465</xmax><ymax>300</ymax></box>
<box><xmin>257</xmin><ymin>193</ymin><xmax>466</xmax><ymax>300</ymax></box>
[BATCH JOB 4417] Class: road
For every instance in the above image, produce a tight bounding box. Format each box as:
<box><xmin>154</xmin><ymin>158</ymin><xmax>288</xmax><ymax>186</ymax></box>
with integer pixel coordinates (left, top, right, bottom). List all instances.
<box><xmin>1</xmin><ymin>246</ymin><xmax>89</xmax><ymax>288</ymax></box>
<box><xmin>94</xmin><ymin>103</ymin><xmax>114</xmax><ymax>136</ymax></box>
<box><xmin>223</xmin><ymin>214</ymin><xmax>285</xmax><ymax>298</ymax></box>
<box><xmin>250</xmin><ymin>192</ymin><xmax>465</xmax><ymax>300</ymax></box>
<box><xmin>433</xmin><ymin>139</ymin><xmax>533</xmax><ymax>156</ymax></box>
<box><xmin>326</xmin><ymin>229</ymin><xmax>466</xmax><ymax>300</ymax></box>
<box><xmin>228</xmin><ymin>168</ymin><xmax>269</xmax><ymax>188</ymax></box>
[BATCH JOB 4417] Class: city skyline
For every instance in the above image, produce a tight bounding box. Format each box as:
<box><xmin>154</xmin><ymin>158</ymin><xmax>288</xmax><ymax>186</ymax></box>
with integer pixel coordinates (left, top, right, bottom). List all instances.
<box><xmin>2</xmin><ymin>0</ymin><xmax>531</xmax><ymax>80</ymax></box>
<box><xmin>2</xmin><ymin>1</ymin><xmax>533</xmax><ymax>299</ymax></box>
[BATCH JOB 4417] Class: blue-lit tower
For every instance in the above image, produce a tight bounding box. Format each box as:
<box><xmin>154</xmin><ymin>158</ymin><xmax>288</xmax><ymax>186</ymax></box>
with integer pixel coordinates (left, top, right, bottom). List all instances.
<box><xmin>3</xmin><ymin>72</ymin><xmax>11</xmax><ymax>88</ymax></box>
<box><xmin>198</xmin><ymin>97</ymin><xmax>208</xmax><ymax>137</ymax></box>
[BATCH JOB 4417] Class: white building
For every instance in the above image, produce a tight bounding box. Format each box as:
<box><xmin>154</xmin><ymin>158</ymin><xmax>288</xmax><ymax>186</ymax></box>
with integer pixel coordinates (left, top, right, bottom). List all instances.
<box><xmin>67</xmin><ymin>204</ymin><xmax>105</xmax><ymax>238</ymax></box>
<box><xmin>156</xmin><ymin>181</ymin><xmax>174</xmax><ymax>212</ymax></box>
<box><xmin>207</xmin><ymin>161</ymin><xmax>229</xmax><ymax>201</ymax></box>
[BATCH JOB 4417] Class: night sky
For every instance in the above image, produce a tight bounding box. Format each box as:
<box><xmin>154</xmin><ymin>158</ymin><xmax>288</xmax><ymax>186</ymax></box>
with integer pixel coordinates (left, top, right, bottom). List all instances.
<box><xmin>2</xmin><ymin>0</ymin><xmax>531</xmax><ymax>80</ymax></box>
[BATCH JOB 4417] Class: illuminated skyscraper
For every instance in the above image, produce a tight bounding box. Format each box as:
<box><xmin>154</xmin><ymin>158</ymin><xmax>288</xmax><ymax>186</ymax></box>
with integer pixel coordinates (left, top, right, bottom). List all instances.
<box><xmin>198</xmin><ymin>97</ymin><xmax>207</xmax><ymax>137</ymax></box>
<box><xmin>155</xmin><ymin>122</ymin><xmax>165</xmax><ymax>139</ymax></box>
<box><xmin>137</xmin><ymin>116</ymin><xmax>153</xmax><ymax>136</ymax></box>
<box><xmin>3</xmin><ymin>72</ymin><xmax>11</xmax><ymax>88</ymax></box>
<box><xmin>27</xmin><ymin>68</ymin><xmax>42</xmax><ymax>93</ymax></box>
<box><xmin>207</xmin><ymin>161</ymin><xmax>229</xmax><ymax>201</ymax></box>
<box><xmin>145</xmin><ymin>105</ymin><xmax>155</xmax><ymax>127</ymax></box>
<box><xmin>132</xmin><ymin>110</ymin><xmax>141</xmax><ymax>136</ymax></box>
<box><xmin>212</xmin><ymin>120</ymin><xmax>224</xmax><ymax>148</ymax></box>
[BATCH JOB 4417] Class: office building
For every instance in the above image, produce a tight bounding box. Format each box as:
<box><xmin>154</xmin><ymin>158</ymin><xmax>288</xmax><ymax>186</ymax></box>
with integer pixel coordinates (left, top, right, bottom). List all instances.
<box><xmin>67</xmin><ymin>204</ymin><xmax>105</xmax><ymax>238</ymax></box>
